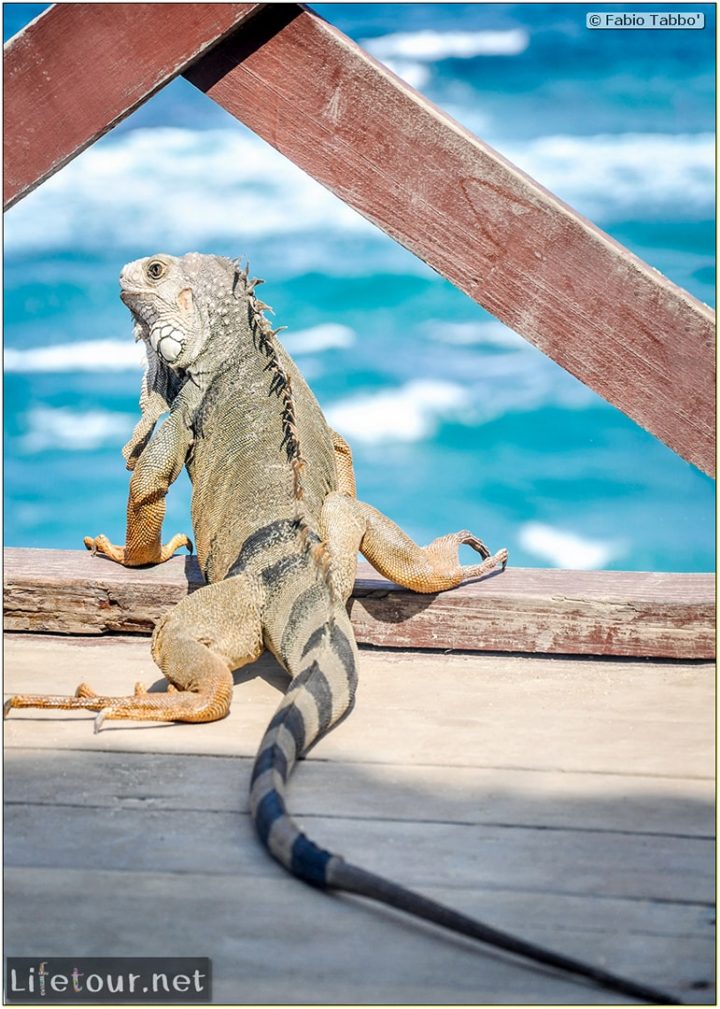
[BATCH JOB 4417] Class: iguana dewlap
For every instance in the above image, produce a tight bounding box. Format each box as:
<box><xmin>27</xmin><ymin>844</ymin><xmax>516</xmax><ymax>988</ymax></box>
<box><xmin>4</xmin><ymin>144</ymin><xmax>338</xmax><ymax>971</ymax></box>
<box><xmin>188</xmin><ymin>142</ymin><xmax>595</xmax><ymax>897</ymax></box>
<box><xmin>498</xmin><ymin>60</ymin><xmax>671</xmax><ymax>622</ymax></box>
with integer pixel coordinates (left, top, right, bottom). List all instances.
<box><xmin>4</xmin><ymin>253</ymin><xmax>676</xmax><ymax>1005</ymax></box>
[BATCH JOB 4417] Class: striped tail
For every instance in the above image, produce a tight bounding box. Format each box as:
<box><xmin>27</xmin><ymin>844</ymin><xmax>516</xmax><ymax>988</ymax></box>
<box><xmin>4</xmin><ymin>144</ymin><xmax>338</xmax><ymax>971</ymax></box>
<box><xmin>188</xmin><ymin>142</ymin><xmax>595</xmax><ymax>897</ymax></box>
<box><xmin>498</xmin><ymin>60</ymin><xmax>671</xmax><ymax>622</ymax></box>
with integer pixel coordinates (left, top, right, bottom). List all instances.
<box><xmin>250</xmin><ymin>609</ymin><xmax>358</xmax><ymax>883</ymax></box>
<box><xmin>249</xmin><ymin>610</ymin><xmax>680</xmax><ymax>1005</ymax></box>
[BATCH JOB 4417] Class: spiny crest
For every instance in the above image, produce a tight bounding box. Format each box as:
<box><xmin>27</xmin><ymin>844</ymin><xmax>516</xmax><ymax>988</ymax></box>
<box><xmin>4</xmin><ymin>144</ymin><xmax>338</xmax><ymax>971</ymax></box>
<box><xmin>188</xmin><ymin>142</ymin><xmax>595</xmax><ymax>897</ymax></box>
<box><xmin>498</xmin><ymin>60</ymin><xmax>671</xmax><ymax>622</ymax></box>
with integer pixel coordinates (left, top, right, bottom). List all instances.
<box><xmin>237</xmin><ymin>260</ymin><xmax>338</xmax><ymax>607</ymax></box>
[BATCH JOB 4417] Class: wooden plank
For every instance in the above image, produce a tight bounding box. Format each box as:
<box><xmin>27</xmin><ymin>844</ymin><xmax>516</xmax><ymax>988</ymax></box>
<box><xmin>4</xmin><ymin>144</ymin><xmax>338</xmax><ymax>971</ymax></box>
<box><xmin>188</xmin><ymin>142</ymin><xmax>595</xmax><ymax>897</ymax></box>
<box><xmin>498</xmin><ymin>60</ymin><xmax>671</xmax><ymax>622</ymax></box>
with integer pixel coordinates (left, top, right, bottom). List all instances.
<box><xmin>4</xmin><ymin>547</ymin><xmax>715</xmax><ymax>658</ymax></box>
<box><xmin>5</xmin><ymin>869</ymin><xmax>713</xmax><ymax>1004</ymax></box>
<box><xmin>5</xmin><ymin>635</ymin><xmax>714</xmax><ymax>1003</ymax></box>
<box><xmin>185</xmin><ymin>4</ymin><xmax>716</xmax><ymax>476</ymax></box>
<box><xmin>5</xmin><ymin>636</ymin><xmax>714</xmax><ymax>778</ymax></box>
<box><xmin>3</xmin><ymin>2</ymin><xmax>264</xmax><ymax>209</ymax></box>
<box><xmin>5</xmin><ymin>802</ymin><xmax>711</xmax><ymax>905</ymax></box>
<box><xmin>7</xmin><ymin>747</ymin><xmax>714</xmax><ymax>837</ymax></box>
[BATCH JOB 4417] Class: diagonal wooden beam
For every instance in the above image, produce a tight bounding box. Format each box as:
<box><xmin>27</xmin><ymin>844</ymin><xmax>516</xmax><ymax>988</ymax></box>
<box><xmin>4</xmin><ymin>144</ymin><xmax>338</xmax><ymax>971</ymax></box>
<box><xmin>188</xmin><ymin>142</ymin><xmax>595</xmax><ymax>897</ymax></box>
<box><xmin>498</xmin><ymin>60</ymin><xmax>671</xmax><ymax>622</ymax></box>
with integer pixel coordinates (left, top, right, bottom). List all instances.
<box><xmin>185</xmin><ymin>4</ymin><xmax>716</xmax><ymax>477</ymax></box>
<box><xmin>3</xmin><ymin>2</ymin><xmax>265</xmax><ymax>209</ymax></box>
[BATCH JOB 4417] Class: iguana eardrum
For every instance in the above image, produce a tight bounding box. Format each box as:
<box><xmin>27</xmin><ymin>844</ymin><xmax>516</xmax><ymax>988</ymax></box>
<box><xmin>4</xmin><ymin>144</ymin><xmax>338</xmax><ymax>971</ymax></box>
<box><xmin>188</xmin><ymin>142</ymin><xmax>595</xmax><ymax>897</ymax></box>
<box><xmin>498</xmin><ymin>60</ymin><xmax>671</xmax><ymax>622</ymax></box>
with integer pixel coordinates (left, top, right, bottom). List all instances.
<box><xmin>5</xmin><ymin>253</ymin><xmax>677</xmax><ymax>1005</ymax></box>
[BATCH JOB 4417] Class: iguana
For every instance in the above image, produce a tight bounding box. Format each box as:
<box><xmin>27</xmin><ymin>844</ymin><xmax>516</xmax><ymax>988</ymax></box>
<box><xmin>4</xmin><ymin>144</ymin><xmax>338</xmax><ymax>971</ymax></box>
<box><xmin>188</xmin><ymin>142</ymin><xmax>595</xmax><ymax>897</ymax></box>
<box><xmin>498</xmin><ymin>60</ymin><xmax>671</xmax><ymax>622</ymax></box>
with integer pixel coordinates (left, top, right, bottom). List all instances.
<box><xmin>5</xmin><ymin>253</ymin><xmax>677</xmax><ymax>1005</ymax></box>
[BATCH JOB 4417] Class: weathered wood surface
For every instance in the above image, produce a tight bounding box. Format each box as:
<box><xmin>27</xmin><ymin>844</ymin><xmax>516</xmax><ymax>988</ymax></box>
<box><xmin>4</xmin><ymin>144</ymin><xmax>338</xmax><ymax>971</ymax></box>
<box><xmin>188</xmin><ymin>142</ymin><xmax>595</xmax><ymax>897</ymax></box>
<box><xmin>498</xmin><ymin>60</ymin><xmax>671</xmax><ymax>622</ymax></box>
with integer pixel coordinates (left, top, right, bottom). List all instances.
<box><xmin>5</xmin><ymin>868</ymin><xmax>713</xmax><ymax>1005</ymax></box>
<box><xmin>6</xmin><ymin>636</ymin><xmax>714</xmax><ymax>776</ymax></box>
<box><xmin>185</xmin><ymin>4</ymin><xmax>716</xmax><ymax>476</ymax></box>
<box><xmin>4</xmin><ymin>547</ymin><xmax>714</xmax><ymax>658</ymax></box>
<box><xmin>5</xmin><ymin>635</ymin><xmax>715</xmax><ymax>1004</ymax></box>
<box><xmin>3</xmin><ymin>2</ymin><xmax>264</xmax><ymax>209</ymax></box>
<box><xmin>6</xmin><ymin>746</ymin><xmax>713</xmax><ymax>836</ymax></box>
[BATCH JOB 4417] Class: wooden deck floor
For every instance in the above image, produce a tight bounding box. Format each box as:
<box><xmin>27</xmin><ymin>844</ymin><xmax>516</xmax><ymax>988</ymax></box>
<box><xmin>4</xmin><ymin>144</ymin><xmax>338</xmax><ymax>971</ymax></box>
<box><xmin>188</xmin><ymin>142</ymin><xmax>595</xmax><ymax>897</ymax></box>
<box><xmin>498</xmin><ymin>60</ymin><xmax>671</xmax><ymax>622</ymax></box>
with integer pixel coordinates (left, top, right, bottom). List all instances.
<box><xmin>4</xmin><ymin>634</ymin><xmax>715</xmax><ymax>1005</ymax></box>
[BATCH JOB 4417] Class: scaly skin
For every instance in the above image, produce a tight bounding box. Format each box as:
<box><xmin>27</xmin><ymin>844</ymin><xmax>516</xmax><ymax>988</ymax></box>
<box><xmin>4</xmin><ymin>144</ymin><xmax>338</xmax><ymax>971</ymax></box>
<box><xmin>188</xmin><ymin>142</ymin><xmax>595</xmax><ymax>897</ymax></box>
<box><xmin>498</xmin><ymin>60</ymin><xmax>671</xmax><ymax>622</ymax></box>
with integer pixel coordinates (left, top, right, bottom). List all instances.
<box><xmin>4</xmin><ymin>254</ymin><xmax>674</xmax><ymax>1005</ymax></box>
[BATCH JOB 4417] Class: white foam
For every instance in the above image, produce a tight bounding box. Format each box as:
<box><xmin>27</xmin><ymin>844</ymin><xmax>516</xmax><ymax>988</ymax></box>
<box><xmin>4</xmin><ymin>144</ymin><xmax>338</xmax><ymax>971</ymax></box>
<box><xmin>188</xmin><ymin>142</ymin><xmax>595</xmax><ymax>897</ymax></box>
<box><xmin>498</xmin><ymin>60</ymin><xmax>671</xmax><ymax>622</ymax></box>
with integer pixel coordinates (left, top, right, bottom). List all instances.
<box><xmin>414</xmin><ymin>342</ymin><xmax>598</xmax><ymax>421</ymax></box>
<box><xmin>428</xmin><ymin>320</ymin><xmax>529</xmax><ymax>349</ymax></box>
<box><xmin>20</xmin><ymin>407</ymin><xmax>135</xmax><ymax>453</ymax></box>
<box><xmin>325</xmin><ymin>380</ymin><xmax>468</xmax><ymax>443</ymax></box>
<box><xmin>4</xmin><ymin>128</ymin><xmax>713</xmax><ymax>256</ymax></box>
<box><xmin>378</xmin><ymin>59</ymin><xmax>431</xmax><ymax>90</ymax></box>
<box><xmin>5</xmin><ymin>326</ymin><xmax>354</xmax><ymax>373</ymax></box>
<box><xmin>503</xmin><ymin>132</ymin><xmax>714</xmax><ymax>219</ymax></box>
<box><xmin>4</xmin><ymin>128</ymin><xmax>374</xmax><ymax>255</ymax></box>
<box><xmin>5</xmin><ymin>339</ymin><xmax>146</xmax><ymax>373</ymax></box>
<box><xmin>518</xmin><ymin>522</ymin><xmax>621</xmax><ymax>570</ymax></box>
<box><xmin>282</xmin><ymin>324</ymin><xmax>356</xmax><ymax>354</ymax></box>
<box><xmin>5</xmin><ymin>329</ymin><xmax>598</xmax><ymax>430</ymax></box>
<box><xmin>364</xmin><ymin>29</ymin><xmax>530</xmax><ymax>60</ymax></box>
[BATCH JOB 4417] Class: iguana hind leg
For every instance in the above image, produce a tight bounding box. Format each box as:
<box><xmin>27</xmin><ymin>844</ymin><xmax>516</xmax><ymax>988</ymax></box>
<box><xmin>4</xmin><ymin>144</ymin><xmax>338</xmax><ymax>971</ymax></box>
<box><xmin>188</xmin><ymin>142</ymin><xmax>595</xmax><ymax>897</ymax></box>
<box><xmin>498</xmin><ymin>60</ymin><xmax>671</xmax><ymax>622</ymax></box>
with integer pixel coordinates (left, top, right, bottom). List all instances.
<box><xmin>319</xmin><ymin>491</ymin><xmax>366</xmax><ymax>600</ymax></box>
<box><xmin>322</xmin><ymin>494</ymin><xmax>507</xmax><ymax>595</ymax></box>
<box><xmin>331</xmin><ymin>428</ymin><xmax>356</xmax><ymax>498</ymax></box>
<box><xmin>4</xmin><ymin>576</ymin><xmax>264</xmax><ymax>732</ymax></box>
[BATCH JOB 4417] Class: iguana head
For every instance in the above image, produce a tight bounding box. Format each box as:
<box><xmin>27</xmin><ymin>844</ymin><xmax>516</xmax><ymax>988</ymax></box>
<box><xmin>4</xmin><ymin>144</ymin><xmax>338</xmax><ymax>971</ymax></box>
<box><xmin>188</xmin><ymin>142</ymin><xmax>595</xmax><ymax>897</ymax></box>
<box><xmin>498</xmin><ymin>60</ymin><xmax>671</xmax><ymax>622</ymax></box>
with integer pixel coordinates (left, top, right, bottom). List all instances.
<box><xmin>120</xmin><ymin>252</ymin><xmax>242</xmax><ymax>370</ymax></box>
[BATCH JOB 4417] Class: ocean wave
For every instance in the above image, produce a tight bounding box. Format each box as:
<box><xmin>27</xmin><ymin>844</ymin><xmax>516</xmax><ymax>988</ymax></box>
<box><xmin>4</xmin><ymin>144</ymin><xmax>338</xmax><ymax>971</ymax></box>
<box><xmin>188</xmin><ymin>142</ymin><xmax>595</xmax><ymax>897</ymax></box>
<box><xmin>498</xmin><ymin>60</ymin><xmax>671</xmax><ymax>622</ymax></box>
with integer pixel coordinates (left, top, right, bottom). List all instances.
<box><xmin>411</xmin><ymin>340</ymin><xmax>599</xmax><ymax>421</ymax></box>
<box><xmin>363</xmin><ymin>29</ymin><xmax>530</xmax><ymax>60</ymax></box>
<box><xmin>375</xmin><ymin>59</ymin><xmax>431</xmax><ymax>91</ymax></box>
<box><xmin>5</xmin><ymin>127</ymin><xmax>713</xmax><ymax>257</ymax></box>
<box><xmin>427</xmin><ymin>320</ymin><xmax>529</xmax><ymax>349</ymax></box>
<box><xmin>503</xmin><ymin>132</ymin><xmax>714</xmax><ymax>220</ymax></box>
<box><xmin>5</xmin><ymin>324</ymin><xmax>355</xmax><ymax>373</ymax></box>
<box><xmin>419</xmin><ymin>319</ymin><xmax>604</xmax><ymax>420</ymax></box>
<box><xmin>20</xmin><ymin>407</ymin><xmax>135</xmax><ymax>453</ymax></box>
<box><xmin>5</xmin><ymin>340</ymin><xmax>146</xmax><ymax>373</ymax></box>
<box><xmin>4</xmin><ymin>128</ymin><xmax>373</xmax><ymax>256</ymax></box>
<box><xmin>282</xmin><ymin>323</ymin><xmax>356</xmax><ymax>354</ymax></box>
<box><xmin>325</xmin><ymin>380</ymin><xmax>468</xmax><ymax>443</ymax></box>
<box><xmin>363</xmin><ymin>28</ymin><xmax>529</xmax><ymax>89</ymax></box>
<box><xmin>518</xmin><ymin>522</ymin><xmax>622</xmax><ymax>570</ymax></box>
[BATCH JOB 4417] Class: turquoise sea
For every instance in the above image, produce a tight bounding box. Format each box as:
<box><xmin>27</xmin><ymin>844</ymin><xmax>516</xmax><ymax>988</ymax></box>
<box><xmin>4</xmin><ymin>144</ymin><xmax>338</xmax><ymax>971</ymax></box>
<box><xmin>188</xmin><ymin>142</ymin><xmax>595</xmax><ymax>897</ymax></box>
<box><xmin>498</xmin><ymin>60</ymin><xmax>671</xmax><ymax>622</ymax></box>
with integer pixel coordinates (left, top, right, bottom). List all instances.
<box><xmin>4</xmin><ymin>3</ymin><xmax>715</xmax><ymax>571</ymax></box>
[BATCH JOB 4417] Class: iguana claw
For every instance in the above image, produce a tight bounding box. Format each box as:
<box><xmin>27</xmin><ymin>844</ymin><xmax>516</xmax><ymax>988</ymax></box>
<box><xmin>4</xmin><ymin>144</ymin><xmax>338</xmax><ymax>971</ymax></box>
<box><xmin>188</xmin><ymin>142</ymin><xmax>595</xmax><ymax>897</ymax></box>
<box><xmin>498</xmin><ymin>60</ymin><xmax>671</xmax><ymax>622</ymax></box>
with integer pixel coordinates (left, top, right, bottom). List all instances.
<box><xmin>94</xmin><ymin>708</ymin><xmax>111</xmax><ymax>734</ymax></box>
<box><xmin>163</xmin><ymin>533</ymin><xmax>194</xmax><ymax>559</ymax></box>
<box><xmin>83</xmin><ymin>534</ymin><xmax>124</xmax><ymax>563</ymax></box>
<box><xmin>83</xmin><ymin>533</ymin><xmax>193</xmax><ymax>565</ymax></box>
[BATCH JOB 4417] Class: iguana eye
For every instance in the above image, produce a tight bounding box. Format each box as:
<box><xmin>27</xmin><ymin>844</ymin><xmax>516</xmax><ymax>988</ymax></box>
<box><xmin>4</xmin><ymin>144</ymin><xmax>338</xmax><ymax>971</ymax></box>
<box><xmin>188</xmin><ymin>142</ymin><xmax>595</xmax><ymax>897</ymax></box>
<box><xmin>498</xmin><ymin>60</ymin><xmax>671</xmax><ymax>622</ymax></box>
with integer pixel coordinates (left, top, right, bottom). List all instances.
<box><xmin>147</xmin><ymin>261</ymin><xmax>166</xmax><ymax>280</ymax></box>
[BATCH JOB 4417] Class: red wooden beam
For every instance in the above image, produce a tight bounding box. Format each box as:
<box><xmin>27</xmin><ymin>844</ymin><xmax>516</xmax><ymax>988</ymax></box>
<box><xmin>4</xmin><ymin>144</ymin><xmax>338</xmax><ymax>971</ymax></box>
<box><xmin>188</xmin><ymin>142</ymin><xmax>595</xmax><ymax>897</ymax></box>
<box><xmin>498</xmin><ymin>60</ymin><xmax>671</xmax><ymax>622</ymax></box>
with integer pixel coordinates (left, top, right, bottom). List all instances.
<box><xmin>4</xmin><ymin>548</ymin><xmax>715</xmax><ymax>659</ymax></box>
<box><xmin>3</xmin><ymin>2</ymin><xmax>264</xmax><ymax>209</ymax></box>
<box><xmin>185</xmin><ymin>4</ymin><xmax>716</xmax><ymax>477</ymax></box>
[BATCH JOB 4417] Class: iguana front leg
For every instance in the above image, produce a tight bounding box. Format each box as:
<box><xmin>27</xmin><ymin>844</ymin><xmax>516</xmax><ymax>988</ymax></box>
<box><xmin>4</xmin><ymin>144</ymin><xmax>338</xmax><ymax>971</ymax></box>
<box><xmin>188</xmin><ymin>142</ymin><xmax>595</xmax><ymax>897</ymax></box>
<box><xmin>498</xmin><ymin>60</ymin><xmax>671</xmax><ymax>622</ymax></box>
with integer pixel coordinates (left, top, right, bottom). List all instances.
<box><xmin>121</xmin><ymin>389</ymin><xmax>168</xmax><ymax>471</ymax></box>
<box><xmin>85</xmin><ymin>408</ymin><xmax>193</xmax><ymax>566</ymax></box>
<box><xmin>123</xmin><ymin>333</ymin><xmax>188</xmax><ymax>471</ymax></box>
